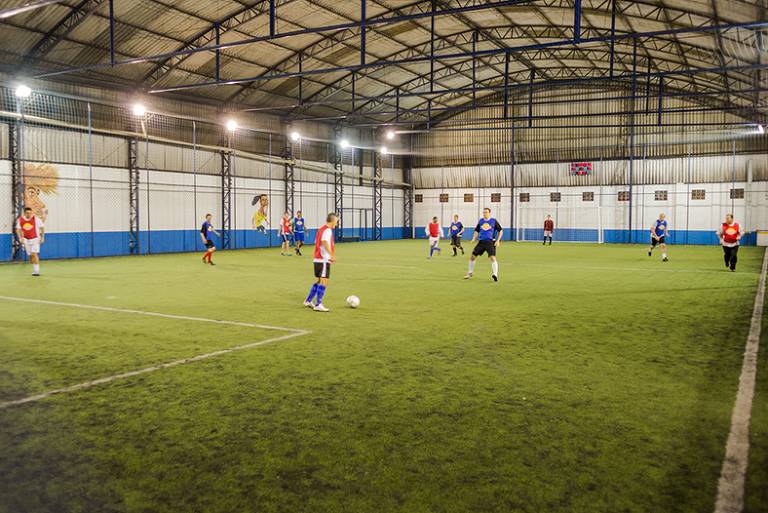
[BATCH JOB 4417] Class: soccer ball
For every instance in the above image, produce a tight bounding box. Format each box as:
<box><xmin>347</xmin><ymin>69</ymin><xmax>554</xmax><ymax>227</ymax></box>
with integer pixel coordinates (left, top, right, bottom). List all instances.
<box><xmin>346</xmin><ymin>295</ymin><xmax>360</xmax><ymax>308</ymax></box>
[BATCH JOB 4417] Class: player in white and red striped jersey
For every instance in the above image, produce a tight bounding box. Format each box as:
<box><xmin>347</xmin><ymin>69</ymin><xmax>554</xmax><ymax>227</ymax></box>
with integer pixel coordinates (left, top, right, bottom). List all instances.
<box><xmin>303</xmin><ymin>213</ymin><xmax>338</xmax><ymax>312</ymax></box>
<box><xmin>15</xmin><ymin>207</ymin><xmax>45</xmax><ymax>276</ymax></box>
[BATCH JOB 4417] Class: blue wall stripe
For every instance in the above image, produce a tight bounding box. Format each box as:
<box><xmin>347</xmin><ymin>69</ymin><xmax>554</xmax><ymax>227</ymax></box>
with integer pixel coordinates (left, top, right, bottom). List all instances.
<box><xmin>2</xmin><ymin>227</ymin><xmax>756</xmax><ymax>262</ymax></box>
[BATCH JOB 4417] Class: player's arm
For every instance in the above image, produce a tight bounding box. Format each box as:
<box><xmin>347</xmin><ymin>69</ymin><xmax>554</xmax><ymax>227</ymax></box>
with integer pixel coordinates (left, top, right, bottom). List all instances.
<box><xmin>200</xmin><ymin>227</ymin><xmax>207</xmax><ymax>243</ymax></box>
<box><xmin>322</xmin><ymin>240</ymin><xmax>334</xmax><ymax>262</ymax></box>
<box><xmin>39</xmin><ymin>225</ymin><xmax>45</xmax><ymax>244</ymax></box>
<box><xmin>15</xmin><ymin>222</ymin><xmax>22</xmax><ymax>241</ymax></box>
<box><xmin>472</xmin><ymin>223</ymin><xmax>480</xmax><ymax>242</ymax></box>
<box><xmin>458</xmin><ymin>225</ymin><xmax>464</xmax><ymax>236</ymax></box>
<box><xmin>494</xmin><ymin>221</ymin><xmax>503</xmax><ymax>247</ymax></box>
<box><xmin>716</xmin><ymin>227</ymin><xmax>724</xmax><ymax>244</ymax></box>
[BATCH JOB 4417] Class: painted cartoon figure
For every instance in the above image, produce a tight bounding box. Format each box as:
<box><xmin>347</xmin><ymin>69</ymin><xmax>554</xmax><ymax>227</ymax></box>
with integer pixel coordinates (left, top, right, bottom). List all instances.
<box><xmin>252</xmin><ymin>194</ymin><xmax>270</xmax><ymax>234</ymax></box>
<box><xmin>23</xmin><ymin>163</ymin><xmax>59</xmax><ymax>222</ymax></box>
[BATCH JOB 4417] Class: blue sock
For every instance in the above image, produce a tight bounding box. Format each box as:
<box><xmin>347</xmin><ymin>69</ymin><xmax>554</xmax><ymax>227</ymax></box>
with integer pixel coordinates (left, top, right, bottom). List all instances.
<box><xmin>306</xmin><ymin>283</ymin><xmax>319</xmax><ymax>303</ymax></box>
<box><xmin>316</xmin><ymin>285</ymin><xmax>326</xmax><ymax>304</ymax></box>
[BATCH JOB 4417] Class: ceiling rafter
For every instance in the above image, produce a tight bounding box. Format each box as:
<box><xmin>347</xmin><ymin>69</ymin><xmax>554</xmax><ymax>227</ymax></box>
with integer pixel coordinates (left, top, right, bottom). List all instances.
<box><xmin>22</xmin><ymin>0</ymin><xmax>106</xmax><ymax>64</ymax></box>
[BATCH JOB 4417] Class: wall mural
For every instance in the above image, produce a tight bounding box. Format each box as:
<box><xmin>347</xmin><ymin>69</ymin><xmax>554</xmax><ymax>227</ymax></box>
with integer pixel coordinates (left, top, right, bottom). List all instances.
<box><xmin>23</xmin><ymin>163</ymin><xmax>59</xmax><ymax>222</ymax></box>
<box><xmin>251</xmin><ymin>194</ymin><xmax>270</xmax><ymax>234</ymax></box>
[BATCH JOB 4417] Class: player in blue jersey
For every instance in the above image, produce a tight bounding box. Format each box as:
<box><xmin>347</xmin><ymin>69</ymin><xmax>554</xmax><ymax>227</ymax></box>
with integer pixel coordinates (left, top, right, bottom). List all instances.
<box><xmin>293</xmin><ymin>210</ymin><xmax>306</xmax><ymax>256</ymax></box>
<box><xmin>449</xmin><ymin>214</ymin><xmax>465</xmax><ymax>256</ymax></box>
<box><xmin>200</xmin><ymin>213</ymin><xmax>219</xmax><ymax>266</ymax></box>
<box><xmin>648</xmin><ymin>213</ymin><xmax>669</xmax><ymax>262</ymax></box>
<box><xmin>465</xmin><ymin>208</ymin><xmax>503</xmax><ymax>281</ymax></box>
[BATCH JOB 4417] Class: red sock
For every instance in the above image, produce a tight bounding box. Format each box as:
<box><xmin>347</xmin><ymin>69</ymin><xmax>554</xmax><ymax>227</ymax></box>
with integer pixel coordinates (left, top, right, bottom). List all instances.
<box><xmin>207</xmin><ymin>252</ymin><xmax>212</xmax><ymax>263</ymax></box>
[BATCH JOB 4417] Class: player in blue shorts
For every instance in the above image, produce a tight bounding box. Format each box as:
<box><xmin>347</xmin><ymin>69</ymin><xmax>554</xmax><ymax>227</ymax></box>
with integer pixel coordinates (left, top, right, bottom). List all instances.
<box><xmin>293</xmin><ymin>210</ymin><xmax>306</xmax><ymax>256</ymax></box>
<box><xmin>465</xmin><ymin>208</ymin><xmax>503</xmax><ymax>281</ymax></box>
<box><xmin>648</xmin><ymin>213</ymin><xmax>669</xmax><ymax>262</ymax></box>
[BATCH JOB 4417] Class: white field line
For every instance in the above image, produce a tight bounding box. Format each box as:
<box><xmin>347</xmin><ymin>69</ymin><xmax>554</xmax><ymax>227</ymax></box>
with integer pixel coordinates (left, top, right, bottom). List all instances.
<box><xmin>0</xmin><ymin>296</ymin><xmax>310</xmax><ymax>410</ymax></box>
<box><xmin>714</xmin><ymin>248</ymin><xmax>768</xmax><ymax>513</ymax></box>
<box><xmin>521</xmin><ymin>262</ymin><xmax>759</xmax><ymax>275</ymax></box>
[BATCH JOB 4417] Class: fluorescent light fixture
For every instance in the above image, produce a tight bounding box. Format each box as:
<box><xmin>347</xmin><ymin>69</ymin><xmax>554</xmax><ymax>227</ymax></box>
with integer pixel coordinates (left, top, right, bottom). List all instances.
<box><xmin>380</xmin><ymin>146</ymin><xmax>389</xmax><ymax>155</ymax></box>
<box><xmin>226</xmin><ymin>119</ymin><xmax>239</xmax><ymax>131</ymax></box>
<box><xmin>290</xmin><ymin>131</ymin><xmax>301</xmax><ymax>142</ymax></box>
<box><xmin>758</xmin><ymin>124</ymin><xmax>765</xmax><ymax>135</ymax></box>
<box><xmin>132</xmin><ymin>103</ymin><xmax>146</xmax><ymax>116</ymax></box>
<box><xmin>15</xmin><ymin>84</ymin><xmax>32</xmax><ymax>98</ymax></box>
<box><xmin>386</xmin><ymin>130</ymin><xmax>396</xmax><ymax>140</ymax></box>
<box><xmin>340</xmin><ymin>139</ymin><xmax>350</xmax><ymax>149</ymax></box>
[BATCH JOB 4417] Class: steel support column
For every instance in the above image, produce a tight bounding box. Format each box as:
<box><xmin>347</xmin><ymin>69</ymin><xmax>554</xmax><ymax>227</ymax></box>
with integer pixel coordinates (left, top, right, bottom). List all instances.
<box><xmin>128</xmin><ymin>137</ymin><xmax>140</xmax><ymax>255</ymax></box>
<box><xmin>403</xmin><ymin>155</ymin><xmax>414</xmax><ymax>239</ymax></box>
<box><xmin>284</xmin><ymin>142</ymin><xmax>295</xmax><ymax>217</ymax></box>
<box><xmin>221</xmin><ymin>149</ymin><xmax>233</xmax><ymax>249</ymax></box>
<box><xmin>9</xmin><ymin>123</ymin><xmax>23</xmax><ymax>260</ymax></box>
<box><xmin>333</xmin><ymin>126</ymin><xmax>344</xmax><ymax>241</ymax></box>
<box><xmin>373</xmin><ymin>151</ymin><xmax>383</xmax><ymax>241</ymax></box>
<box><xmin>627</xmin><ymin>40</ymin><xmax>638</xmax><ymax>243</ymax></box>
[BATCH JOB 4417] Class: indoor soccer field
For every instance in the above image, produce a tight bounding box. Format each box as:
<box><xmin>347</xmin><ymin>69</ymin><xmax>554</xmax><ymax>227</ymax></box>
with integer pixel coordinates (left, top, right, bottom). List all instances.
<box><xmin>1</xmin><ymin>241</ymin><xmax>767</xmax><ymax>513</ymax></box>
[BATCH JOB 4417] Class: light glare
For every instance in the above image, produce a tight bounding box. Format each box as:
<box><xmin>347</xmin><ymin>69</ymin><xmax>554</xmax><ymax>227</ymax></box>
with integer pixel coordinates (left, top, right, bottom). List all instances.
<box><xmin>290</xmin><ymin>131</ymin><xmax>301</xmax><ymax>142</ymax></box>
<box><xmin>226</xmin><ymin>119</ymin><xmax>238</xmax><ymax>131</ymax></box>
<box><xmin>386</xmin><ymin>130</ymin><xmax>396</xmax><ymax>140</ymax></box>
<box><xmin>15</xmin><ymin>84</ymin><xmax>32</xmax><ymax>98</ymax></box>
<box><xmin>380</xmin><ymin>146</ymin><xmax>388</xmax><ymax>155</ymax></box>
<box><xmin>340</xmin><ymin>139</ymin><xmax>350</xmax><ymax>149</ymax></box>
<box><xmin>132</xmin><ymin>103</ymin><xmax>146</xmax><ymax>116</ymax></box>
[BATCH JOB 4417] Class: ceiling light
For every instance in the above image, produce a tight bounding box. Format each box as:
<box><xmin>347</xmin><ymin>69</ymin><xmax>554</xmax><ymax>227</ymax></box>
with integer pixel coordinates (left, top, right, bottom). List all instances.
<box><xmin>15</xmin><ymin>84</ymin><xmax>32</xmax><ymax>98</ymax></box>
<box><xmin>340</xmin><ymin>139</ymin><xmax>350</xmax><ymax>149</ymax></box>
<box><xmin>380</xmin><ymin>146</ymin><xmax>389</xmax><ymax>155</ymax></box>
<box><xmin>132</xmin><ymin>103</ymin><xmax>146</xmax><ymax>116</ymax></box>
<box><xmin>386</xmin><ymin>129</ymin><xmax>396</xmax><ymax>140</ymax></box>
<box><xmin>226</xmin><ymin>119</ymin><xmax>238</xmax><ymax>131</ymax></box>
<box><xmin>290</xmin><ymin>131</ymin><xmax>301</xmax><ymax>142</ymax></box>
<box><xmin>758</xmin><ymin>124</ymin><xmax>765</xmax><ymax>135</ymax></box>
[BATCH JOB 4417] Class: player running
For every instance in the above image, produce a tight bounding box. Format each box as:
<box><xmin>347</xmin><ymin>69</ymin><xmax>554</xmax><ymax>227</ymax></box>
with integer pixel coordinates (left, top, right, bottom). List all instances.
<box><xmin>449</xmin><ymin>214</ymin><xmax>465</xmax><ymax>256</ymax></box>
<box><xmin>543</xmin><ymin>215</ymin><xmax>554</xmax><ymax>245</ymax></box>
<box><xmin>200</xmin><ymin>213</ymin><xmax>219</xmax><ymax>266</ymax></box>
<box><xmin>293</xmin><ymin>210</ymin><xmax>306</xmax><ymax>256</ymax></box>
<box><xmin>280</xmin><ymin>211</ymin><xmax>293</xmax><ymax>256</ymax></box>
<box><xmin>304</xmin><ymin>213</ymin><xmax>338</xmax><ymax>312</ymax></box>
<box><xmin>648</xmin><ymin>213</ymin><xmax>669</xmax><ymax>262</ymax></box>
<box><xmin>717</xmin><ymin>213</ymin><xmax>742</xmax><ymax>272</ymax></box>
<box><xmin>15</xmin><ymin>207</ymin><xmax>44</xmax><ymax>276</ymax></box>
<box><xmin>465</xmin><ymin>208</ymin><xmax>503</xmax><ymax>282</ymax></box>
<box><xmin>426</xmin><ymin>216</ymin><xmax>442</xmax><ymax>258</ymax></box>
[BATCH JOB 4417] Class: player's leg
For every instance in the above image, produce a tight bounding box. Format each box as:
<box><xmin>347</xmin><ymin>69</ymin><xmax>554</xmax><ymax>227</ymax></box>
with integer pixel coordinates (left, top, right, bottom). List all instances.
<box><xmin>723</xmin><ymin>246</ymin><xmax>731</xmax><ymax>268</ymax></box>
<box><xmin>543</xmin><ymin>231</ymin><xmax>547</xmax><ymax>245</ymax></box>
<box><xmin>451</xmin><ymin>236</ymin><xmax>457</xmax><ymax>256</ymax></box>
<box><xmin>648</xmin><ymin>238</ymin><xmax>656</xmax><ymax>257</ymax></box>
<box><xmin>549</xmin><ymin>234</ymin><xmax>553</xmax><ymax>245</ymax></box>
<box><xmin>30</xmin><ymin>252</ymin><xmax>40</xmax><ymax>276</ymax></box>
<box><xmin>465</xmin><ymin>244</ymin><xmax>483</xmax><ymax>278</ymax></box>
<box><xmin>304</xmin><ymin>278</ymin><xmax>321</xmax><ymax>307</ymax></box>
<box><xmin>459</xmin><ymin>237</ymin><xmax>464</xmax><ymax>254</ymax></box>
<box><xmin>660</xmin><ymin>241</ymin><xmax>668</xmax><ymax>262</ymax></box>
<box><xmin>314</xmin><ymin>264</ymin><xmax>331</xmax><ymax>311</ymax></box>
<box><xmin>730</xmin><ymin>246</ymin><xmax>739</xmax><ymax>271</ymax></box>
<box><xmin>489</xmin><ymin>254</ymin><xmax>498</xmax><ymax>281</ymax></box>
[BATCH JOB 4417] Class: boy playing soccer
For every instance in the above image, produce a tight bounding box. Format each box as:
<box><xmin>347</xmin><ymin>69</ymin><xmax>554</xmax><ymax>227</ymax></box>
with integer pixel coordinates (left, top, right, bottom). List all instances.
<box><xmin>280</xmin><ymin>212</ymin><xmax>293</xmax><ymax>256</ymax></box>
<box><xmin>426</xmin><ymin>216</ymin><xmax>442</xmax><ymax>258</ymax></box>
<box><xmin>200</xmin><ymin>213</ymin><xmax>219</xmax><ymax>266</ymax></box>
<box><xmin>293</xmin><ymin>210</ymin><xmax>306</xmax><ymax>256</ymax></box>
<box><xmin>648</xmin><ymin>213</ymin><xmax>669</xmax><ymax>261</ymax></box>
<box><xmin>15</xmin><ymin>207</ymin><xmax>44</xmax><ymax>276</ymax></box>
<box><xmin>304</xmin><ymin>213</ymin><xmax>338</xmax><ymax>312</ymax></box>
<box><xmin>465</xmin><ymin>208</ymin><xmax>503</xmax><ymax>282</ymax></box>
<box><xmin>449</xmin><ymin>215</ymin><xmax>465</xmax><ymax>256</ymax></box>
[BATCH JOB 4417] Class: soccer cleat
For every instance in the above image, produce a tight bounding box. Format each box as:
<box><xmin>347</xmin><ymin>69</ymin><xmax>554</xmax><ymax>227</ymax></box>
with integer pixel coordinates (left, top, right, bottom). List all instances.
<box><xmin>313</xmin><ymin>303</ymin><xmax>330</xmax><ymax>312</ymax></box>
<box><xmin>209</xmin><ymin>262</ymin><xmax>216</xmax><ymax>266</ymax></box>
<box><xmin>730</xmin><ymin>268</ymin><xmax>736</xmax><ymax>272</ymax></box>
<box><xmin>492</xmin><ymin>274</ymin><xmax>498</xmax><ymax>282</ymax></box>
<box><xmin>463</xmin><ymin>273</ymin><xmax>473</xmax><ymax>280</ymax></box>
<box><xmin>303</xmin><ymin>301</ymin><xmax>314</xmax><ymax>308</ymax></box>
<box><xmin>662</xmin><ymin>257</ymin><xmax>668</xmax><ymax>262</ymax></box>
<box><xmin>32</xmin><ymin>273</ymin><xmax>40</xmax><ymax>277</ymax></box>
<box><xmin>648</xmin><ymin>251</ymin><xmax>652</xmax><ymax>257</ymax></box>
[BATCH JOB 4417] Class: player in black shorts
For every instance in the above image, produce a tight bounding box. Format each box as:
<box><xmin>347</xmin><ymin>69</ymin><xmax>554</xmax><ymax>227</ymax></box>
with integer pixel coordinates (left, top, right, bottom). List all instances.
<box><xmin>465</xmin><ymin>208</ymin><xmax>503</xmax><ymax>281</ymax></box>
<box><xmin>200</xmin><ymin>213</ymin><xmax>219</xmax><ymax>266</ymax></box>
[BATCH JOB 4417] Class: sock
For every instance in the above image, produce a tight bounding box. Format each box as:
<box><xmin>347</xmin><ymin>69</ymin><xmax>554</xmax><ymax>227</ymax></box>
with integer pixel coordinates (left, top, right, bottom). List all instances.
<box><xmin>662</xmin><ymin>252</ymin><xmax>667</xmax><ymax>259</ymax></box>
<box><xmin>453</xmin><ymin>247</ymin><xmax>457</xmax><ymax>256</ymax></box>
<box><xmin>33</xmin><ymin>264</ymin><xmax>40</xmax><ymax>274</ymax></box>
<box><xmin>429</xmin><ymin>246</ymin><xmax>434</xmax><ymax>257</ymax></box>
<box><xmin>207</xmin><ymin>252</ymin><xmax>212</xmax><ymax>263</ymax></box>
<box><xmin>468</xmin><ymin>259</ymin><xmax>476</xmax><ymax>275</ymax></box>
<box><xmin>492</xmin><ymin>261</ymin><xmax>498</xmax><ymax>276</ymax></box>
<box><xmin>306</xmin><ymin>283</ymin><xmax>319</xmax><ymax>303</ymax></box>
<box><xmin>316</xmin><ymin>285</ymin><xmax>326</xmax><ymax>304</ymax></box>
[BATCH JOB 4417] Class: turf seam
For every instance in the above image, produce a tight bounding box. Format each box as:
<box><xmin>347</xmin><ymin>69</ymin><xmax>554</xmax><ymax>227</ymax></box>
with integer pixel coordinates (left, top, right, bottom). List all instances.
<box><xmin>713</xmin><ymin>248</ymin><xmax>768</xmax><ymax>513</ymax></box>
<box><xmin>0</xmin><ymin>296</ymin><xmax>310</xmax><ymax>410</ymax></box>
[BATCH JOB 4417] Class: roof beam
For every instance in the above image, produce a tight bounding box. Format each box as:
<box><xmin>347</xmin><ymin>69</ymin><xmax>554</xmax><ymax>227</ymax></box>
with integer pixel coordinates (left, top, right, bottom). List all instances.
<box><xmin>22</xmin><ymin>0</ymin><xmax>106</xmax><ymax>64</ymax></box>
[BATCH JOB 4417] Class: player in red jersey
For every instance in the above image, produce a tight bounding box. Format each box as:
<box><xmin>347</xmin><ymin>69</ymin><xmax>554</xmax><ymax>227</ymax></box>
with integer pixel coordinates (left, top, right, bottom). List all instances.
<box><xmin>543</xmin><ymin>215</ymin><xmax>554</xmax><ymax>245</ymax></box>
<box><xmin>426</xmin><ymin>216</ymin><xmax>442</xmax><ymax>258</ymax></box>
<box><xmin>303</xmin><ymin>213</ymin><xmax>338</xmax><ymax>312</ymax></box>
<box><xmin>280</xmin><ymin>211</ymin><xmax>293</xmax><ymax>256</ymax></box>
<box><xmin>717</xmin><ymin>213</ymin><xmax>742</xmax><ymax>272</ymax></box>
<box><xmin>15</xmin><ymin>207</ymin><xmax>45</xmax><ymax>276</ymax></box>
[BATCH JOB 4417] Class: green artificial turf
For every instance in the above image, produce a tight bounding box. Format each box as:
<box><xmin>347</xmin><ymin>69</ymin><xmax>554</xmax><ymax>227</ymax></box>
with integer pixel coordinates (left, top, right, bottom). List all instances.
<box><xmin>0</xmin><ymin>240</ymin><xmax>765</xmax><ymax>513</ymax></box>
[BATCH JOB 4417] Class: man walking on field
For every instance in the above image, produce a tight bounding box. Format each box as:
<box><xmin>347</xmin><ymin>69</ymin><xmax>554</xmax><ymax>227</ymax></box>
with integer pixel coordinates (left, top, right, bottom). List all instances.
<box><xmin>16</xmin><ymin>207</ymin><xmax>44</xmax><ymax>276</ymax></box>
<box><xmin>648</xmin><ymin>213</ymin><xmax>669</xmax><ymax>262</ymax></box>
<box><xmin>200</xmin><ymin>213</ymin><xmax>219</xmax><ymax>266</ymax></box>
<box><xmin>717</xmin><ymin>213</ymin><xmax>742</xmax><ymax>272</ymax></box>
<box><xmin>426</xmin><ymin>216</ymin><xmax>442</xmax><ymax>258</ymax></box>
<box><xmin>465</xmin><ymin>208</ymin><xmax>503</xmax><ymax>282</ymax></box>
